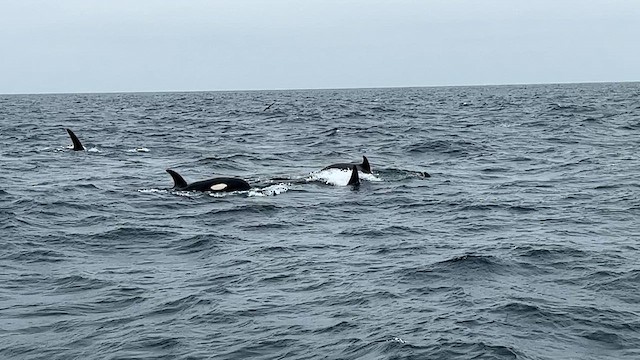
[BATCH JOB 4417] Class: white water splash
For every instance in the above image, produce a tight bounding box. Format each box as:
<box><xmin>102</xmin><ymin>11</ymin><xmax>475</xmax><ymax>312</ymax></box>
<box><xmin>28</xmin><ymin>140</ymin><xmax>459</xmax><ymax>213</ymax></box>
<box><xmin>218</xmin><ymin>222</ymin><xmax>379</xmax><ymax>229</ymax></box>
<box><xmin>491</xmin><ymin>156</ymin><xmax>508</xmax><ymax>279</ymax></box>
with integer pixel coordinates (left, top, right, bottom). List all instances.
<box><xmin>307</xmin><ymin>169</ymin><xmax>352</xmax><ymax>186</ymax></box>
<box><xmin>60</xmin><ymin>145</ymin><xmax>100</xmax><ymax>152</ymax></box>
<box><xmin>248</xmin><ymin>183</ymin><xmax>290</xmax><ymax>197</ymax></box>
<box><xmin>140</xmin><ymin>188</ymin><xmax>199</xmax><ymax>198</ymax></box>
<box><xmin>207</xmin><ymin>192</ymin><xmax>230</xmax><ymax>198</ymax></box>
<box><xmin>360</xmin><ymin>172</ymin><xmax>383</xmax><ymax>182</ymax></box>
<box><xmin>137</xmin><ymin>188</ymin><xmax>167</xmax><ymax>194</ymax></box>
<box><xmin>307</xmin><ymin>169</ymin><xmax>382</xmax><ymax>186</ymax></box>
<box><xmin>127</xmin><ymin>147</ymin><xmax>150</xmax><ymax>153</ymax></box>
<box><xmin>388</xmin><ymin>337</ymin><xmax>406</xmax><ymax>344</ymax></box>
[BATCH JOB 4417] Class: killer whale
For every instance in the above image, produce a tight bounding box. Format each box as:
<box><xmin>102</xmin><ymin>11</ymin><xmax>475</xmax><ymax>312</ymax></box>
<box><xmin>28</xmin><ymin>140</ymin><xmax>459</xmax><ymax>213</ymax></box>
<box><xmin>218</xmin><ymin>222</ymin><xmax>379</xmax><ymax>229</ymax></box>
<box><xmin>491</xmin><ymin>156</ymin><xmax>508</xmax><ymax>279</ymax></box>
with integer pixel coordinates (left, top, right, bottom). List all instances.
<box><xmin>347</xmin><ymin>165</ymin><xmax>360</xmax><ymax>187</ymax></box>
<box><xmin>166</xmin><ymin>169</ymin><xmax>251</xmax><ymax>192</ymax></box>
<box><xmin>323</xmin><ymin>155</ymin><xmax>371</xmax><ymax>174</ymax></box>
<box><xmin>269</xmin><ymin>165</ymin><xmax>361</xmax><ymax>187</ymax></box>
<box><xmin>66</xmin><ymin>128</ymin><xmax>84</xmax><ymax>151</ymax></box>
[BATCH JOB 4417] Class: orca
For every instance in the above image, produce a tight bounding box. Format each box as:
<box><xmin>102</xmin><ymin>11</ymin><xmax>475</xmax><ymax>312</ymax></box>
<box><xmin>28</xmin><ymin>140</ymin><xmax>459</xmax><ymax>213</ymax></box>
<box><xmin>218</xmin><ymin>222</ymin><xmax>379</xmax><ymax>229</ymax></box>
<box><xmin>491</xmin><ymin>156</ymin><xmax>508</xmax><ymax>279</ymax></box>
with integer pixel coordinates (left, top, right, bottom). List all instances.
<box><xmin>323</xmin><ymin>155</ymin><xmax>371</xmax><ymax>174</ymax></box>
<box><xmin>268</xmin><ymin>165</ymin><xmax>360</xmax><ymax>188</ymax></box>
<box><xmin>347</xmin><ymin>165</ymin><xmax>360</xmax><ymax>187</ymax></box>
<box><xmin>166</xmin><ymin>169</ymin><xmax>251</xmax><ymax>192</ymax></box>
<box><xmin>66</xmin><ymin>128</ymin><xmax>84</xmax><ymax>151</ymax></box>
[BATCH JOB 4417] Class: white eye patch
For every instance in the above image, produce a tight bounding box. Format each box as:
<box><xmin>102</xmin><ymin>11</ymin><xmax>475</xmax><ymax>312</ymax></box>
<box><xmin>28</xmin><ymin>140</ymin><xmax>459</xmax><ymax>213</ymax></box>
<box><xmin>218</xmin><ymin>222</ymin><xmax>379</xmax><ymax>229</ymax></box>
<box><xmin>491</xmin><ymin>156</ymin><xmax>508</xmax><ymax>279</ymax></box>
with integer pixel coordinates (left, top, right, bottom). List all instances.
<box><xmin>210</xmin><ymin>183</ymin><xmax>228</xmax><ymax>191</ymax></box>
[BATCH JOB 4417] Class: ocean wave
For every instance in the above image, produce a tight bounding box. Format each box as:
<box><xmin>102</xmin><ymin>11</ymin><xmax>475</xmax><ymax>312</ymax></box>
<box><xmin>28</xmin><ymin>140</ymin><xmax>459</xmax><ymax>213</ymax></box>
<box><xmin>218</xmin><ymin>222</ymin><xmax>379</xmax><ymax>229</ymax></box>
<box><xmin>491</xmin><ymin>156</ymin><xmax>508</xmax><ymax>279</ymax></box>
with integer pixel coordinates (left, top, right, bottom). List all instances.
<box><xmin>2</xmin><ymin>84</ymin><xmax>639</xmax><ymax>359</ymax></box>
<box><xmin>7</xmin><ymin>248</ymin><xmax>69</xmax><ymax>263</ymax></box>
<box><xmin>205</xmin><ymin>204</ymin><xmax>280</xmax><ymax>216</ymax></box>
<box><xmin>168</xmin><ymin>234</ymin><xmax>222</xmax><ymax>254</ymax></box>
<box><xmin>339</xmin><ymin>225</ymin><xmax>421</xmax><ymax>238</ymax></box>
<box><xmin>434</xmin><ymin>254</ymin><xmax>506</xmax><ymax>272</ymax></box>
<box><xmin>52</xmin><ymin>274</ymin><xmax>113</xmax><ymax>293</ymax></box>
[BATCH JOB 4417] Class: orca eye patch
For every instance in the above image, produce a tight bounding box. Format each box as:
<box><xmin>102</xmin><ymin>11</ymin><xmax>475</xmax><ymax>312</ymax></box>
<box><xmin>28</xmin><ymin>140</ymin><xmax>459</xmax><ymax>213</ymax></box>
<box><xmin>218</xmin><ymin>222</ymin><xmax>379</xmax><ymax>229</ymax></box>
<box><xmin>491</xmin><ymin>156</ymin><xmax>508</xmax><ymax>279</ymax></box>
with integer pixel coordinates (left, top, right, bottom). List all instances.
<box><xmin>210</xmin><ymin>183</ymin><xmax>228</xmax><ymax>191</ymax></box>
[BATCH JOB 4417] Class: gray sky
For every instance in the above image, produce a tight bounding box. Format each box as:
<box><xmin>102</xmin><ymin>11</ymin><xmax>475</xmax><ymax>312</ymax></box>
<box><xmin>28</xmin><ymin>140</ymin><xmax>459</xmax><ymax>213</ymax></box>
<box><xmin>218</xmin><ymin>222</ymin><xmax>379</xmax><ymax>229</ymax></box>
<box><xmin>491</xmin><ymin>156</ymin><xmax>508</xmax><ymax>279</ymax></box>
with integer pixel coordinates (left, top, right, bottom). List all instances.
<box><xmin>1</xmin><ymin>0</ymin><xmax>639</xmax><ymax>94</ymax></box>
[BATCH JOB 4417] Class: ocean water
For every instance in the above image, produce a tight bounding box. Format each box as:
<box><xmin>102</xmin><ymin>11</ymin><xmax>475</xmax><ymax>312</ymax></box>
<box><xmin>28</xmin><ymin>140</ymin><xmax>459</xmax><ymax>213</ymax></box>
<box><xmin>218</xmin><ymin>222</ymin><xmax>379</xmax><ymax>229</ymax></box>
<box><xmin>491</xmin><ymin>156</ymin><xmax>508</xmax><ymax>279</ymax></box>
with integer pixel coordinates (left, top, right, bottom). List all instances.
<box><xmin>1</xmin><ymin>83</ymin><xmax>639</xmax><ymax>359</ymax></box>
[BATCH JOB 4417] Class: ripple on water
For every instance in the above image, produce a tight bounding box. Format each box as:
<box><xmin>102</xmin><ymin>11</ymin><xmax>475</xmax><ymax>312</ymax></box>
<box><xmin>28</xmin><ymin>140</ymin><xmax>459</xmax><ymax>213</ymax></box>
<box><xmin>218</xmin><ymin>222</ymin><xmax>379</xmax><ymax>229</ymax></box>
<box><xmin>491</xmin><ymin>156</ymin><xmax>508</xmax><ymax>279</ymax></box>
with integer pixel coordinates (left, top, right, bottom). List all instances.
<box><xmin>1</xmin><ymin>84</ymin><xmax>639</xmax><ymax>359</ymax></box>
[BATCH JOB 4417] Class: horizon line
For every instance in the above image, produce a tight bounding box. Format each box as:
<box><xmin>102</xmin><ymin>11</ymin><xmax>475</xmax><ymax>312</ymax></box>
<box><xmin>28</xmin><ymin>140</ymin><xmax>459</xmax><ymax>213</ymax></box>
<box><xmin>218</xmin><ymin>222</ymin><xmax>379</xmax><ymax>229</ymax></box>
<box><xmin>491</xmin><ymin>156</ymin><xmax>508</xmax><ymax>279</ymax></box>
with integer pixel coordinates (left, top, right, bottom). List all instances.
<box><xmin>1</xmin><ymin>80</ymin><xmax>638</xmax><ymax>96</ymax></box>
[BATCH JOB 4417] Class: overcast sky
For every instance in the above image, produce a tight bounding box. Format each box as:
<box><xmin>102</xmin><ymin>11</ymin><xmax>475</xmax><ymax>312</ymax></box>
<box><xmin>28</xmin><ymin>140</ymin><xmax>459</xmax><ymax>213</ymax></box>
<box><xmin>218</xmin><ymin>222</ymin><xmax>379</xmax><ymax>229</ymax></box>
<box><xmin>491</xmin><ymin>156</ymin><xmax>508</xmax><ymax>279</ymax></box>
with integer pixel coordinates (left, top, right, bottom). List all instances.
<box><xmin>1</xmin><ymin>0</ymin><xmax>639</xmax><ymax>94</ymax></box>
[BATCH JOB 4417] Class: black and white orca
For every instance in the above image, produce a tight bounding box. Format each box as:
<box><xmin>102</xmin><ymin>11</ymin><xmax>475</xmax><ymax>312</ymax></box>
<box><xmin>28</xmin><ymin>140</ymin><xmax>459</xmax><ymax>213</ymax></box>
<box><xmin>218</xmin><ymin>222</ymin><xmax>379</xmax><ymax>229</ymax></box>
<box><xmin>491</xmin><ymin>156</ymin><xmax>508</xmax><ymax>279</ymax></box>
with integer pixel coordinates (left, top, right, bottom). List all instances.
<box><xmin>323</xmin><ymin>155</ymin><xmax>371</xmax><ymax>174</ymax></box>
<box><xmin>166</xmin><ymin>169</ymin><xmax>251</xmax><ymax>192</ymax></box>
<box><xmin>269</xmin><ymin>165</ymin><xmax>361</xmax><ymax>187</ymax></box>
<box><xmin>66</xmin><ymin>128</ymin><xmax>84</xmax><ymax>151</ymax></box>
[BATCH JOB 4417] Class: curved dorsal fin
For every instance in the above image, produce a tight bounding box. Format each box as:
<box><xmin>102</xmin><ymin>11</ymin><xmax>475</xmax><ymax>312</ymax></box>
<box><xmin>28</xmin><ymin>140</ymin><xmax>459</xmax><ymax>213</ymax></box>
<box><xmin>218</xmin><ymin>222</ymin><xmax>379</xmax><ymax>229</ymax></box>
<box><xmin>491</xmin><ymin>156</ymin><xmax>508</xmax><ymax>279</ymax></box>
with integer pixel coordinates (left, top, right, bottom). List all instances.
<box><xmin>361</xmin><ymin>155</ymin><xmax>371</xmax><ymax>173</ymax></box>
<box><xmin>166</xmin><ymin>169</ymin><xmax>188</xmax><ymax>189</ymax></box>
<box><xmin>347</xmin><ymin>165</ymin><xmax>360</xmax><ymax>187</ymax></box>
<box><xmin>66</xmin><ymin>128</ymin><xmax>84</xmax><ymax>151</ymax></box>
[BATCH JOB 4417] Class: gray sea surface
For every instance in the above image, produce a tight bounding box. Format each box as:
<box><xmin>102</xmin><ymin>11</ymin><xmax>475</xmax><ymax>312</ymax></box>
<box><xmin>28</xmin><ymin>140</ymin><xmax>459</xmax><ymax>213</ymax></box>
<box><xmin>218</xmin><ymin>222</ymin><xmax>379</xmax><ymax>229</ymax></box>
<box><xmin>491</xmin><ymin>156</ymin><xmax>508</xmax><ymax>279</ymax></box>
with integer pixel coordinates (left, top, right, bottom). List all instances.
<box><xmin>1</xmin><ymin>83</ymin><xmax>639</xmax><ymax>359</ymax></box>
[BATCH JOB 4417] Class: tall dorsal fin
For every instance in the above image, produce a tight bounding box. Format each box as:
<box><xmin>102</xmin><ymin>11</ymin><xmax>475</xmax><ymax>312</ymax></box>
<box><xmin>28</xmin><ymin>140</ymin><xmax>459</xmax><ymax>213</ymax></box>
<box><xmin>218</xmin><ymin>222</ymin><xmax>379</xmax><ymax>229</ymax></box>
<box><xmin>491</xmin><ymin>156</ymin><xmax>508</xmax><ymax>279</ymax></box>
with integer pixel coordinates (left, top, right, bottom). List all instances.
<box><xmin>361</xmin><ymin>155</ymin><xmax>371</xmax><ymax>173</ymax></box>
<box><xmin>166</xmin><ymin>169</ymin><xmax>188</xmax><ymax>189</ymax></box>
<box><xmin>347</xmin><ymin>165</ymin><xmax>360</xmax><ymax>187</ymax></box>
<box><xmin>66</xmin><ymin>128</ymin><xmax>84</xmax><ymax>151</ymax></box>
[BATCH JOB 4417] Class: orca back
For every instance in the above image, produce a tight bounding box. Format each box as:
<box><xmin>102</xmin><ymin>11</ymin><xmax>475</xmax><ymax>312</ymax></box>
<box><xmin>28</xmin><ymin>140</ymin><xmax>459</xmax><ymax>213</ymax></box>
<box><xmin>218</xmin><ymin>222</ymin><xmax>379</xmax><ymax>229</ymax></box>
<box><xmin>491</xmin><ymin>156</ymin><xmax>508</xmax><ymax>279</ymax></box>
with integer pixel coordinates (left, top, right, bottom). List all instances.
<box><xmin>166</xmin><ymin>170</ymin><xmax>250</xmax><ymax>192</ymax></box>
<box><xmin>187</xmin><ymin>177</ymin><xmax>251</xmax><ymax>192</ymax></box>
<box><xmin>322</xmin><ymin>155</ymin><xmax>372</xmax><ymax>174</ymax></box>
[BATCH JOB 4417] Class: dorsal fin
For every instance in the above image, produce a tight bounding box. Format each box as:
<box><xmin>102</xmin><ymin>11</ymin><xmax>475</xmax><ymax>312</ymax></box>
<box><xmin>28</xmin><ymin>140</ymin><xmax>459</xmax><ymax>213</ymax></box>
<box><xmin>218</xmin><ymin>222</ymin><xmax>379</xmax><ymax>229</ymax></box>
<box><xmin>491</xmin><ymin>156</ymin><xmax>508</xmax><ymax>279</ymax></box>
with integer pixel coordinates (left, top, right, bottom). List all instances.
<box><xmin>361</xmin><ymin>155</ymin><xmax>371</xmax><ymax>173</ymax></box>
<box><xmin>66</xmin><ymin>128</ymin><xmax>84</xmax><ymax>151</ymax></box>
<box><xmin>166</xmin><ymin>169</ymin><xmax>188</xmax><ymax>189</ymax></box>
<box><xmin>347</xmin><ymin>165</ymin><xmax>360</xmax><ymax>187</ymax></box>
